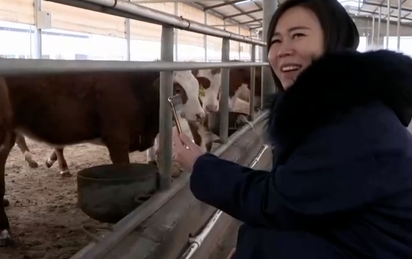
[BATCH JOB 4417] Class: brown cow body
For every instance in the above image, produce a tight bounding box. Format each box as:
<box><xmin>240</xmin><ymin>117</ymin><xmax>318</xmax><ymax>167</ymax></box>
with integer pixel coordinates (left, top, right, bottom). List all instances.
<box><xmin>0</xmin><ymin>77</ymin><xmax>14</xmax><ymax>245</ymax></box>
<box><xmin>0</xmin><ymin>70</ymin><xmax>205</xmax><ymax>245</ymax></box>
<box><xmin>9</xmin><ymin>72</ymin><xmax>160</xmax><ymax>160</ymax></box>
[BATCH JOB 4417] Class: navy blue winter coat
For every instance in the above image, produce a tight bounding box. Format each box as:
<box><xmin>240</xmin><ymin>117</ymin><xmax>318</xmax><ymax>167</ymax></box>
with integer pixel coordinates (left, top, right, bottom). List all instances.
<box><xmin>190</xmin><ymin>50</ymin><xmax>412</xmax><ymax>259</ymax></box>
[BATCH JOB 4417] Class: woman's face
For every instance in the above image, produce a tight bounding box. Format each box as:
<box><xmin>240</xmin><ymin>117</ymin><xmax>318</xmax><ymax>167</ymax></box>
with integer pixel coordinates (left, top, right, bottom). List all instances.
<box><xmin>268</xmin><ymin>6</ymin><xmax>324</xmax><ymax>90</ymax></box>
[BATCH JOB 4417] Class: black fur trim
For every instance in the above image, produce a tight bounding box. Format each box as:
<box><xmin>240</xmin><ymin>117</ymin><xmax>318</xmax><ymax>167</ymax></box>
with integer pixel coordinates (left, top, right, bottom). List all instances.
<box><xmin>266</xmin><ymin>50</ymin><xmax>412</xmax><ymax>155</ymax></box>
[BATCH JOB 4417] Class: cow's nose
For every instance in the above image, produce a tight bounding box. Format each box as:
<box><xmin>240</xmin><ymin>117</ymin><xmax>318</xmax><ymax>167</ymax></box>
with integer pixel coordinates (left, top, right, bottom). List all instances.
<box><xmin>205</xmin><ymin>104</ymin><xmax>217</xmax><ymax>112</ymax></box>
<box><xmin>196</xmin><ymin>112</ymin><xmax>205</xmax><ymax>121</ymax></box>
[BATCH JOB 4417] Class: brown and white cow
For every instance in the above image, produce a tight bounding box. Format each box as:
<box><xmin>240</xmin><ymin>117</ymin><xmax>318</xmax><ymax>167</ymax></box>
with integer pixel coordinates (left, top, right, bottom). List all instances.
<box><xmin>0</xmin><ymin>70</ymin><xmax>205</xmax><ymax>245</ymax></box>
<box><xmin>192</xmin><ymin>62</ymin><xmax>262</xmax><ymax>114</ymax></box>
<box><xmin>39</xmin><ymin>71</ymin><xmax>205</xmax><ymax>175</ymax></box>
<box><xmin>192</xmin><ymin>67</ymin><xmax>222</xmax><ymax>113</ymax></box>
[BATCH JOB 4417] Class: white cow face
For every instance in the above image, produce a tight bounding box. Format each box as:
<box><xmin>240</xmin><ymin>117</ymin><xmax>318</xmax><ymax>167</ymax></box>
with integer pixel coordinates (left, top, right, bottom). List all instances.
<box><xmin>173</xmin><ymin>71</ymin><xmax>205</xmax><ymax>122</ymax></box>
<box><xmin>193</xmin><ymin>69</ymin><xmax>221</xmax><ymax>113</ymax></box>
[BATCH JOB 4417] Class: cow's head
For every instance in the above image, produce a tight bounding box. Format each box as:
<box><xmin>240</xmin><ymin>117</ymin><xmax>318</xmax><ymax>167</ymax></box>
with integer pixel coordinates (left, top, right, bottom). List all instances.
<box><xmin>173</xmin><ymin>71</ymin><xmax>206</xmax><ymax>122</ymax></box>
<box><xmin>192</xmin><ymin>68</ymin><xmax>221</xmax><ymax>113</ymax></box>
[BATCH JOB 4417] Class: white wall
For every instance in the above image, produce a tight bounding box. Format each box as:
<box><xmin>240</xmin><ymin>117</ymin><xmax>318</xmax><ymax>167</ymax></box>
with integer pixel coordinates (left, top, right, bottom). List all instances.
<box><xmin>0</xmin><ymin>20</ymin><xmax>252</xmax><ymax>61</ymax></box>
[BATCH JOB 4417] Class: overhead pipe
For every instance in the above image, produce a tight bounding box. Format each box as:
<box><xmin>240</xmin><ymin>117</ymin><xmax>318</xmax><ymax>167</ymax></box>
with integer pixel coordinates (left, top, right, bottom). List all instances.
<box><xmin>46</xmin><ymin>0</ymin><xmax>265</xmax><ymax>46</ymax></box>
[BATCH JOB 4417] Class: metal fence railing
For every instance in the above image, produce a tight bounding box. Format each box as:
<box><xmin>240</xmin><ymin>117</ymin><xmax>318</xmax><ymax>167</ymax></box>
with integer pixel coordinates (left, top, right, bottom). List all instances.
<box><xmin>0</xmin><ymin>0</ymin><xmax>278</xmax><ymax>258</ymax></box>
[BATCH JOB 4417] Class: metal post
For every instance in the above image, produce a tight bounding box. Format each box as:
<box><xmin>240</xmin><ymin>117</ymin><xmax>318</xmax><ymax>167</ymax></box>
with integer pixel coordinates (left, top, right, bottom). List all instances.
<box><xmin>397</xmin><ymin>0</ymin><xmax>401</xmax><ymax>51</ymax></box>
<box><xmin>159</xmin><ymin>25</ymin><xmax>174</xmax><ymax>190</ymax></box>
<box><xmin>34</xmin><ymin>0</ymin><xmax>42</xmax><ymax>58</ymax></box>
<box><xmin>125</xmin><ymin>19</ymin><xmax>131</xmax><ymax>61</ymax></box>
<box><xmin>378</xmin><ymin>7</ymin><xmax>381</xmax><ymax>46</ymax></box>
<box><xmin>262</xmin><ymin>0</ymin><xmax>277</xmax><ymax>107</ymax></box>
<box><xmin>204</xmin><ymin>12</ymin><xmax>208</xmax><ymax>61</ymax></box>
<box><xmin>219</xmin><ymin>38</ymin><xmax>230</xmax><ymax>143</ymax></box>
<box><xmin>249</xmin><ymin>44</ymin><xmax>256</xmax><ymax>120</ymax></box>
<box><xmin>371</xmin><ymin>16</ymin><xmax>375</xmax><ymax>46</ymax></box>
<box><xmin>386</xmin><ymin>0</ymin><xmax>390</xmax><ymax>49</ymax></box>
<box><xmin>174</xmin><ymin>2</ymin><xmax>179</xmax><ymax>61</ymax></box>
<box><xmin>238</xmin><ymin>26</ymin><xmax>241</xmax><ymax>59</ymax></box>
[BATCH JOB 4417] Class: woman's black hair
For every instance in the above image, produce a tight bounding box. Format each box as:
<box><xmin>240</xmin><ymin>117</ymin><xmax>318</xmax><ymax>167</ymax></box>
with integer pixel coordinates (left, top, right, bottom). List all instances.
<box><xmin>267</xmin><ymin>0</ymin><xmax>360</xmax><ymax>92</ymax></box>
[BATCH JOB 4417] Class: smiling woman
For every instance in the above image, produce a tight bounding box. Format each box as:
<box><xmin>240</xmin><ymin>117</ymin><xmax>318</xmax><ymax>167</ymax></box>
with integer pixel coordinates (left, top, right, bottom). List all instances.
<box><xmin>266</xmin><ymin>0</ymin><xmax>359</xmax><ymax>92</ymax></box>
<box><xmin>268</xmin><ymin>6</ymin><xmax>324</xmax><ymax>90</ymax></box>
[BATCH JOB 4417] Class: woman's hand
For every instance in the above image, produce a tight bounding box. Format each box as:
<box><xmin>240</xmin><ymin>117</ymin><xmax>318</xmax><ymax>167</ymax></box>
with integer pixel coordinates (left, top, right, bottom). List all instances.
<box><xmin>172</xmin><ymin>128</ymin><xmax>205</xmax><ymax>171</ymax></box>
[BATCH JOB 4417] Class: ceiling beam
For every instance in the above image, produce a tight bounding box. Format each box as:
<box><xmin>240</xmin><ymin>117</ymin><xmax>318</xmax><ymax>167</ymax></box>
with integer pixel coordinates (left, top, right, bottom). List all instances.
<box><xmin>348</xmin><ymin>6</ymin><xmax>412</xmax><ymax>21</ymax></box>
<box><xmin>366</xmin><ymin>0</ymin><xmax>412</xmax><ymax>13</ymax></box>
<box><xmin>189</xmin><ymin>2</ymin><xmax>248</xmax><ymax>30</ymax></box>
<box><xmin>204</xmin><ymin>0</ymin><xmax>244</xmax><ymax>10</ymax></box>
<box><xmin>224</xmin><ymin>9</ymin><xmax>261</xmax><ymax>18</ymax></box>
<box><xmin>238</xmin><ymin>18</ymin><xmax>262</xmax><ymax>24</ymax></box>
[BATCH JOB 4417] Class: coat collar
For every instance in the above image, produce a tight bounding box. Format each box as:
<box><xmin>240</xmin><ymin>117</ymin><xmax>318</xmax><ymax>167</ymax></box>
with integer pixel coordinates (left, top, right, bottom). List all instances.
<box><xmin>266</xmin><ymin>50</ymin><xmax>412</xmax><ymax>157</ymax></box>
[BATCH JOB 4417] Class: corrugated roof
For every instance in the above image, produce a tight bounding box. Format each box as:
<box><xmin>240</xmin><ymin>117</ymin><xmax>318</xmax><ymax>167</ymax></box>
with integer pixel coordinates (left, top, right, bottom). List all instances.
<box><xmin>189</xmin><ymin>0</ymin><xmax>412</xmax><ymax>30</ymax></box>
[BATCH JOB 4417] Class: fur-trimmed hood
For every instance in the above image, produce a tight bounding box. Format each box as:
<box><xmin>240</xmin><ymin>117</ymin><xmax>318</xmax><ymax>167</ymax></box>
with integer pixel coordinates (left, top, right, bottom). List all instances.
<box><xmin>267</xmin><ymin>50</ymin><xmax>412</xmax><ymax>157</ymax></box>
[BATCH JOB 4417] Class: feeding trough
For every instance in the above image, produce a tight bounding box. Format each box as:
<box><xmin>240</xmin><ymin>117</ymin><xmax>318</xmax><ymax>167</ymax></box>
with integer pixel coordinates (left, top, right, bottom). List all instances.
<box><xmin>77</xmin><ymin>163</ymin><xmax>159</xmax><ymax>224</ymax></box>
<box><xmin>208</xmin><ymin>111</ymin><xmax>252</xmax><ymax>137</ymax></box>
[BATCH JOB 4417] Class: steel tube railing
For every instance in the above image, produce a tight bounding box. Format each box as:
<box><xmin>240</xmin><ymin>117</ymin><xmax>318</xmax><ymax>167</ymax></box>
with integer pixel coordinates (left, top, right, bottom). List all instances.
<box><xmin>3</xmin><ymin>0</ymin><xmax>277</xmax><ymax>258</ymax></box>
<box><xmin>397</xmin><ymin>0</ymin><xmax>401</xmax><ymax>51</ymax></box>
<box><xmin>159</xmin><ymin>25</ymin><xmax>174</xmax><ymax>190</ymax></box>
<box><xmin>261</xmin><ymin>0</ymin><xmax>277</xmax><ymax>106</ymax></box>
<box><xmin>46</xmin><ymin>0</ymin><xmax>265</xmax><ymax>46</ymax></box>
<box><xmin>371</xmin><ymin>16</ymin><xmax>375</xmax><ymax>45</ymax></box>
<box><xmin>386</xmin><ymin>0</ymin><xmax>390</xmax><ymax>49</ymax></box>
<box><xmin>249</xmin><ymin>44</ymin><xmax>256</xmax><ymax>120</ymax></box>
<box><xmin>219</xmin><ymin>38</ymin><xmax>230</xmax><ymax>144</ymax></box>
<box><xmin>378</xmin><ymin>7</ymin><xmax>381</xmax><ymax>46</ymax></box>
<box><xmin>0</xmin><ymin>60</ymin><xmax>268</xmax><ymax>76</ymax></box>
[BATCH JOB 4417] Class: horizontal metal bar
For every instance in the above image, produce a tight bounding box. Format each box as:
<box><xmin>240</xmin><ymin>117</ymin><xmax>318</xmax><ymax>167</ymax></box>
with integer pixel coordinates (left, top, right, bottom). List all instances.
<box><xmin>46</xmin><ymin>0</ymin><xmax>266</xmax><ymax>46</ymax></box>
<box><xmin>0</xmin><ymin>60</ymin><xmax>269</xmax><ymax>76</ymax></box>
<box><xmin>69</xmin><ymin>110</ymin><xmax>269</xmax><ymax>259</ymax></box>
<box><xmin>212</xmin><ymin>110</ymin><xmax>268</xmax><ymax>157</ymax></box>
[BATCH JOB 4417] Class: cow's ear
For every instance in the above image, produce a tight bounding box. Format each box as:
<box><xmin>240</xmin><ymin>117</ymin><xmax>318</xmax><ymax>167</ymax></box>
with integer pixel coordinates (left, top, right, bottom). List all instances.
<box><xmin>196</xmin><ymin>77</ymin><xmax>211</xmax><ymax>89</ymax></box>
